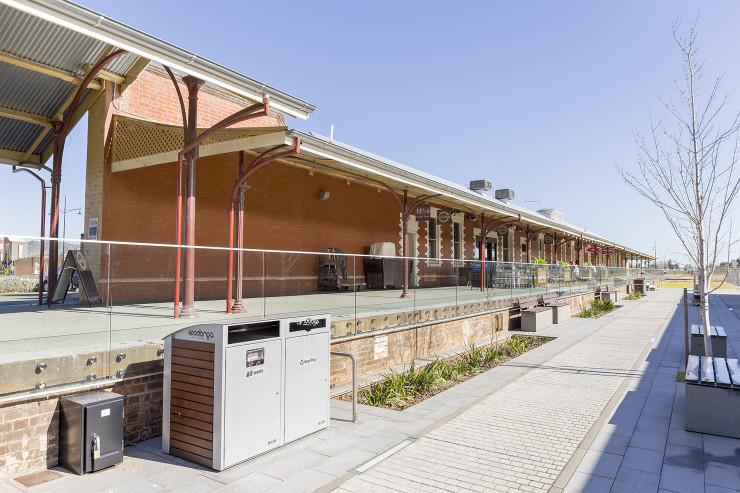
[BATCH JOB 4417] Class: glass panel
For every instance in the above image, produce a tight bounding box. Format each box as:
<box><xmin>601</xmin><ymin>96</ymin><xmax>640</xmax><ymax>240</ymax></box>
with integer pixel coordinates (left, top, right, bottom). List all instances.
<box><xmin>0</xmin><ymin>237</ymin><xmax>110</xmax><ymax>396</ymax></box>
<box><xmin>412</xmin><ymin>257</ymin><xmax>458</xmax><ymax>322</ymax></box>
<box><xmin>354</xmin><ymin>254</ymin><xmax>415</xmax><ymax>334</ymax></box>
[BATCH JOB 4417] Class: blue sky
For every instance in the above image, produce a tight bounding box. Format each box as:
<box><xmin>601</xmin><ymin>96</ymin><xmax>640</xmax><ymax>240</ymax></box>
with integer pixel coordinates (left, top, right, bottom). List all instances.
<box><xmin>2</xmin><ymin>0</ymin><xmax>740</xmax><ymax>264</ymax></box>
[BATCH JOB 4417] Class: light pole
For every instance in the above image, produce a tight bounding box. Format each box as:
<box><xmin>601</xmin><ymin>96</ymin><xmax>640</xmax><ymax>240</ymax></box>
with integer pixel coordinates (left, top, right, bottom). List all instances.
<box><xmin>59</xmin><ymin>196</ymin><xmax>81</xmax><ymax>261</ymax></box>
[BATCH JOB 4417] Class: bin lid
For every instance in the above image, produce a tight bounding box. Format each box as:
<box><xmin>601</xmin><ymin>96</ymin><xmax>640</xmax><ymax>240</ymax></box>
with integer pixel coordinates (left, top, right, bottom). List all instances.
<box><xmin>284</xmin><ymin>313</ymin><xmax>330</xmax><ymax>338</ymax></box>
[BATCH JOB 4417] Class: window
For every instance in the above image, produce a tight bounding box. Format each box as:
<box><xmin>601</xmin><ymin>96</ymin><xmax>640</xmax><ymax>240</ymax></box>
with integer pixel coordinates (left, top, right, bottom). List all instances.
<box><xmin>453</xmin><ymin>222</ymin><xmax>462</xmax><ymax>263</ymax></box>
<box><xmin>502</xmin><ymin>232</ymin><xmax>510</xmax><ymax>262</ymax></box>
<box><xmin>428</xmin><ymin>218</ymin><xmax>439</xmax><ymax>262</ymax></box>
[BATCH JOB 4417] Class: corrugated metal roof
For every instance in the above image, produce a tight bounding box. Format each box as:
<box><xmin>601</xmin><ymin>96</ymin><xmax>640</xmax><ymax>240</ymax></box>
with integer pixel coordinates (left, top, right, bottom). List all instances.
<box><xmin>0</xmin><ymin>4</ymin><xmax>106</xmax><ymax>75</ymax></box>
<box><xmin>0</xmin><ymin>116</ymin><xmax>44</xmax><ymax>152</ymax></box>
<box><xmin>0</xmin><ymin>0</ymin><xmax>315</xmax><ymax>168</ymax></box>
<box><xmin>0</xmin><ymin>62</ymin><xmax>76</xmax><ymax>115</ymax></box>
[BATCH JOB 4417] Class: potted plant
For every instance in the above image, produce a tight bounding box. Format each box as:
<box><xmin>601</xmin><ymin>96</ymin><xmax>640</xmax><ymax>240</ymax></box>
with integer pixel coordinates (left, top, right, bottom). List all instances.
<box><xmin>557</xmin><ymin>260</ymin><xmax>571</xmax><ymax>282</ymax></box>
<box><xmin>532</xmin><ymin>257</ymin><xmax>547</xmax><ymax>286</ymax></box>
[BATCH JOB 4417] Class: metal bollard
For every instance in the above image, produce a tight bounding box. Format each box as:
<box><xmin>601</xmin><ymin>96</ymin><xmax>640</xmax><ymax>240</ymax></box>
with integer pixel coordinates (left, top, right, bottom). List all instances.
<box><xmin>331</xmin><ymin>351</ymin><xmax>357</xmax><ymax>422</ymax></box>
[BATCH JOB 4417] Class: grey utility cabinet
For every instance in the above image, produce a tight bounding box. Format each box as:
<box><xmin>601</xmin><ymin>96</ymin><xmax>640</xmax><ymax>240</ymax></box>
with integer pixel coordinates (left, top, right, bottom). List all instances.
<box><xmin>59</xmin><ymin>391</ymin><xmax>124</xmax><ymax>475</ymax></box>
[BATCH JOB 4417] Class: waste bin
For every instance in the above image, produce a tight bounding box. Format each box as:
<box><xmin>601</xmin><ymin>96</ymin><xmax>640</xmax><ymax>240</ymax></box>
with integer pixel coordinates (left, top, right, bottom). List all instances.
<box><xmin>59</xmin><ymin>391</ymin><xmax>124</xmax><ymax>475</ymax></box>
<box><xmin>162</xmin><ymin>313</ymin><xmax>330</xmax><ymax>470</ymax></box>
<box><xmin>634</xmin><ymin>278</ymin><xmax>645</xmax><ymax>295</ymax></box>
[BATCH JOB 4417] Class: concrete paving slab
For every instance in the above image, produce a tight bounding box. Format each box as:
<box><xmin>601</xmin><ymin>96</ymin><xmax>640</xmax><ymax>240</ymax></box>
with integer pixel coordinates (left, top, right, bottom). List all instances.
<box><xmin>629</xmin><ymin>429</ymin><xmax>668</xmax><ymax>452</ymax></box>
<box><xmin>611</xmin><ymin>467</ymin><xmax>660</xmax><ymax>493</ymax></box>
<box><xmin>663</xmin><ymin>443</ymin><xmax>704</xmax><ymax>471</ymax></box>
<box><xmin>621</xmin><ymin>446</ymin><xmax>664</xmax><ymax>474</ymax></box>
<box><xmin>575</xmin><ymin>450</ymin><xmax>622</xmax><ymax>479</ymax></box>
<box><xmin>658</xmin><ymin>463</ymin><xmax>704</xmax><ymax>493</ymax></box>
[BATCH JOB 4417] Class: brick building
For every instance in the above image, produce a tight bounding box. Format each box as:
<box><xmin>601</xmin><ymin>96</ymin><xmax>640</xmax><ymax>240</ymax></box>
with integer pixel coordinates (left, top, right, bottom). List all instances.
<box><xmin>83</xmin><ymin>61</ymin><xmax>649</xmax><ymax>306</ymax></box>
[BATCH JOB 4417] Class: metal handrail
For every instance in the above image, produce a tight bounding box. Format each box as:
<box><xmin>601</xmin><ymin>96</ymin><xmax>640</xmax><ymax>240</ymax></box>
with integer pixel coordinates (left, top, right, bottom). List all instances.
<box><xmin>331</xmin><ymin>351</ymin><xmax>357</xmax><ymax>423</ymax></box>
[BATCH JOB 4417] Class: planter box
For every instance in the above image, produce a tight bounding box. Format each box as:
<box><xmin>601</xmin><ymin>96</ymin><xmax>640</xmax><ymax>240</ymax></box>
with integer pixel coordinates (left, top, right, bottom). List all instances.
<box><xmin>552</xmin><ymin>304</ymin><xmax>570</xmax><ymax>324</ymax></box>
<box><xmin>601</xmin><ymin>291</ymin><xmax>619</xmax><ymax>303</ymax></box>
<box><xmin>521</xmin><ymin>308</ymin><xmax>552</xmax><ymax>332</ymax></box>
<box><xmin>685</xmin><ymin>355</ymin><xmax>740</xmax><ymax>438</ymax></box>
<box><xmin>690</xmin><ymin>325</ymin><xmax>727</xmax><ymax>358</ymax></box>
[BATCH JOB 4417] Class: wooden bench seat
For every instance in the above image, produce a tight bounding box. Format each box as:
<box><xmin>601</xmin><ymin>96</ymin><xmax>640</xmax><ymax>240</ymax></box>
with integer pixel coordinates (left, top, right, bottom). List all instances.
<box><xmin>540</xmin><ymin>293</ymin><xmax>571</xmax><ymax>324</ymax></box>
<box><xmin>685</xmin><ymin>355</ymin><xmax>740</xmax><ymax>438</ymax></box>
<box><xmin>597</xmin><ymin>285</ymin><xmax>619</xmax><ymax>302</ymax></box>
<box><xmin>517</xmin><ymin>296</ymin><xmax>552</xmax><ymax>332</ymax></box>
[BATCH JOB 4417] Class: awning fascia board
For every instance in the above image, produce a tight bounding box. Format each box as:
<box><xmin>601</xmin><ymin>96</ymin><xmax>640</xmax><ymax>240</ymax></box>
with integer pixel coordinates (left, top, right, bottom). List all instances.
<box><xmin>112</xmin><ymin>129</ymin><xmax>287</xmax><ymax>172</ymax></box>
<box><xmin>1</xmin><ymin>0</ymin><xmax>315</xmax><ymax>120</ymax></box>
<box><xmin>0</xmin><ymin>149</ymin><xmax>41</xmax><ymax>166</ymax></box>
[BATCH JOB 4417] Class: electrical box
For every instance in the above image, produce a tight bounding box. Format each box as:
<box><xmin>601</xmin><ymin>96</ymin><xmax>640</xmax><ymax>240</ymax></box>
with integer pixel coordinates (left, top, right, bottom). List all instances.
<box><xmin>162</xmin><ymin>313</ymin><xmax>330</xmax><ymax>470</ymax></box>
<box><xmin>59</xmin><ymin>391</ymin><xmax>124</xmax><ymax>475</ymax></box>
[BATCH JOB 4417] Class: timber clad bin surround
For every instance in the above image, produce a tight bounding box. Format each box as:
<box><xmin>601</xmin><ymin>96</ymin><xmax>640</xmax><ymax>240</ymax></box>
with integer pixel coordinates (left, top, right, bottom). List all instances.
<box><xmin>168</xmin><ymin>339</ymin><xmax>215</xmax><ymax>468</ymax></box>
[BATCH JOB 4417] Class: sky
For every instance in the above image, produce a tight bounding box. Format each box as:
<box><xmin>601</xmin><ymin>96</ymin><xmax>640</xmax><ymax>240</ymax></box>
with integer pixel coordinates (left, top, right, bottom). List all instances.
<box><xmin>2</xmin><ymin>0</ymin><xmax>740</xmax><ymax>265</ymax></box>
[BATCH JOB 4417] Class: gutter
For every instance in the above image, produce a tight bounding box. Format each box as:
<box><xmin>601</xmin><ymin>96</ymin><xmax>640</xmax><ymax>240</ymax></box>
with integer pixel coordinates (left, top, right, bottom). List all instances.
<box><xmin>289</xmin><ymin>130</ymin><xmax>652</xmax><ymax>258</ymax></box>
<box><xmin>2</xmin><ymin>0</ymin><xmax>316</xmax><ymax>120</ymax></box>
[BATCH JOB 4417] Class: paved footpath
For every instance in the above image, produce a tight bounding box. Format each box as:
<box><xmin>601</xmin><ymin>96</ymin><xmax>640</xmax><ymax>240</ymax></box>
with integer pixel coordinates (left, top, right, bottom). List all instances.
<box><xmin>4</xmin><ymin>289</ymin><xmax>738</xmax><ymax>493</ymax></box>
<box><xmin>330</xmin><ymin>290</ymin><xmax>681</xmax><ymax>493</ymax></box>
<box><xmin>557</xmin><ymin>290</ymin><xmax>740</xmax><ymax>493</ymax></box>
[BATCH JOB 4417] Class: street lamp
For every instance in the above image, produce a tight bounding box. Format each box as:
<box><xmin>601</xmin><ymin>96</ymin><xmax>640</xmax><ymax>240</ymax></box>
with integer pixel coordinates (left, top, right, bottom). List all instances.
<box><xmin>59</xmin><ymin>195</ymin><xmax>81</xmax><ymax>261</ymax></box>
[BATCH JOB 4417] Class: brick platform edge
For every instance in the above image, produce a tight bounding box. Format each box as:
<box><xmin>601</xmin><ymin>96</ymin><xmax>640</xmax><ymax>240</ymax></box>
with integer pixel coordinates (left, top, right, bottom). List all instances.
<box><xmin>0</xmin><ymin>373</ymin><xmax>162</xmax><ymax>479</ymax></box>
<box><xmin>0</xmin><ymin>289</ymin><xmax>604</xmax><ymax>479</ymax></box>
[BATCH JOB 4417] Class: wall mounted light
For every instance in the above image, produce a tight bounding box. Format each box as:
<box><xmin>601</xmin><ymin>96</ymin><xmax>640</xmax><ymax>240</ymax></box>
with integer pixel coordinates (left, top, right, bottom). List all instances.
<box><xmin>318</xmin><ymin>190</ymin><xmax>330</xmax><ymax>201</ymax></box>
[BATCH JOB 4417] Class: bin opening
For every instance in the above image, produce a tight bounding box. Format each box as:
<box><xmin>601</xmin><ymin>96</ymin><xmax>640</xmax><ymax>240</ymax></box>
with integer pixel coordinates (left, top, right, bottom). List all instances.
<box><xmin>227</xmin><ymin>320</ymin><xmax>280</xmax><ymax>344</ymax></box>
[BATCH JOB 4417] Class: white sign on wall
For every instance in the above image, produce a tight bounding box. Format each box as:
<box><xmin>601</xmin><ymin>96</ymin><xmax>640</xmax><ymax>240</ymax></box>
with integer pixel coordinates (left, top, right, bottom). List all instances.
<box><xmin>374</xmin><ymin>335</ymin><xmax>389</xmax><ymax>360</ymax></box>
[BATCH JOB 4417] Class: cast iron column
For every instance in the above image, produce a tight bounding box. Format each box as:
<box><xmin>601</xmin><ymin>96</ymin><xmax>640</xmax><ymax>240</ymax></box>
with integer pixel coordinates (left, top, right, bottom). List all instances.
<box><xmin>401</xmin><ymin>191</ymin><xmax>411</xmax><ymax>299</ymax></box>
<box><xmin>181</xmin><ymin>76</ymin><xmax>204</xmax><ymax>318</ymax></box>
<box><xmin>46</xmin><ymin>121</ymin><xmax>65</xmax><ymax>298</ymax></box>
<box><xmin>232</xmin><ymin>151</ymin><xmax>247</xmax><ymax>312</ymax></box>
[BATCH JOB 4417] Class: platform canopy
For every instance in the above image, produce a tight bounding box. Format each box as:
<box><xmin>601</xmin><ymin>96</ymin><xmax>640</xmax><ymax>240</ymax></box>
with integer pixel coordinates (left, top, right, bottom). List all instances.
<box><xmin>280</xmin><ymin>130</ymin><xmax>655</xmax><ymax>260</ymax></box>
<box><xmin>0</xmin><ymin>0</ymin><xmax>315</xmax><ymax>169</ymax></box>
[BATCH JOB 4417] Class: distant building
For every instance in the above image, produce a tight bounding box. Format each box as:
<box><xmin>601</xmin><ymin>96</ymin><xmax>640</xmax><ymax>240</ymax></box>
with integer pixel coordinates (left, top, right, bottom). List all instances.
<box><xmin>2</xmin><ymin>236</ymin><xmax>28</xmax><ymax>261</ymax></box>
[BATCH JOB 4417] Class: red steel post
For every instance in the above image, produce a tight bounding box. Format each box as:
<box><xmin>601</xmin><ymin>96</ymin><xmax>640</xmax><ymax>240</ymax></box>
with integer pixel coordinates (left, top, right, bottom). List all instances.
<box><xmin>232</xmin><ymin>151</ymin><xmax>247</xmax><ymax>313</ymax></box>
<box><xmin>180</xmin><ymin>76</ymin><xmax>204</xmax><ymax>318</ymax></box>
<box><xmin>401</xmin><ymin>191</ymin><xmax>410</xmax><ymax>299</ymax></box>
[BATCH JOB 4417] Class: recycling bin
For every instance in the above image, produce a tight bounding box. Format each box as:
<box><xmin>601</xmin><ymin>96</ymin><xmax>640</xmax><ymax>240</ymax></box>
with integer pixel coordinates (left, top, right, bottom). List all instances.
<box><xmin>162</xmin><ymin>313</ymin><xmax>330</xmax><ymax>470</ymax></box>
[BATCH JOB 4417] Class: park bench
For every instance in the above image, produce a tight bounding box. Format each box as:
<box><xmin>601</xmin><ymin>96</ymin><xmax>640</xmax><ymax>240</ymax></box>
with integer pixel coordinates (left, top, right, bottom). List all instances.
<box><xmin>685</xmin><ymin>355</ymin><xmax>740</xmax><ymax>438</ymax></box>
<box><xmin>540</xmin><ymin>292</ymin><xmax>571</xmax><ymax>324</ymax></box>
<box><xmin>690</xmin><ymin>324</ymin><xmax>727</xmax><ymax>358</ymax></box>
<box><xmin>597</xmin><ymin>285</ymin><xmax>619</xmax><ymax>302</ymax></box>
<box><xmin>517</xmin><ymin>296</ymin><xmax>552</xmax><ymax>332</ymax></box>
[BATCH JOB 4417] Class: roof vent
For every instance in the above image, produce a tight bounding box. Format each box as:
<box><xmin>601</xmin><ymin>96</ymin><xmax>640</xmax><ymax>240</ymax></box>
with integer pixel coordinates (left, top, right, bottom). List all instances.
<box><xmin>469</xmin><ymin>180</ymin><xmax>492</xmax><ymax>194</ymax></box>
<box><xmin>538</xmin><ymin>208</ymin><xmax>564</xmax><ymax>222</ymax></box>
<box><xmin>495</xmin><ymin>189</ymin><xmax>515</xmax><ymax>203</ymax></box>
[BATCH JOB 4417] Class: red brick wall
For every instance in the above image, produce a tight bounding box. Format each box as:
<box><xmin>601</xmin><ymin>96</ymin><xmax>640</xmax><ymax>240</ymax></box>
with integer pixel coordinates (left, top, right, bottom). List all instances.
<box><xmin>118</xmin><ymin>67</ymin><xmax>280</xmax><ymax>129</ymax></box>
<box><xmin>0</xmin><ymin>374</ymin><xmax>162</xmax><ymax>479</ymax></box>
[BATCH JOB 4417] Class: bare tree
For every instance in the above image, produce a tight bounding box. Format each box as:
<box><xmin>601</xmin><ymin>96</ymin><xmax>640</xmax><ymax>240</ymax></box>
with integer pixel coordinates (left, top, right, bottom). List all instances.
<box><xmin>619</xmin><ymin>20</ymin><xmax>740</xmax><ymax>369</ymax></box>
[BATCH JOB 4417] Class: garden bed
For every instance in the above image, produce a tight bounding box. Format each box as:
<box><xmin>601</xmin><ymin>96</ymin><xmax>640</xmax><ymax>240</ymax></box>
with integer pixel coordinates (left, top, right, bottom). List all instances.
<box><xmin>337</xmin><ymin>335</ymin><xmax>551</xmax><ymax>410</ymax></box>
<box><xmin>579</xmin><ymin>298</ymin><xmax>619</xmax><ymax>318</ymax></box>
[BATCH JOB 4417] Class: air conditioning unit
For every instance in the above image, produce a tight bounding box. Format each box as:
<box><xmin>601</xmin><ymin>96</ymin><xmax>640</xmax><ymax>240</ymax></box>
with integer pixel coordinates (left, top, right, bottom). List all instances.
<box><xmin>469</xmin><ymin>180</ymin><xmax>492</xmax><ymax>193</ymax></box>
<box><xmin>495</xmin><ymin>189</ymin><xmax>515</xmax><ymax>202</ymax></box>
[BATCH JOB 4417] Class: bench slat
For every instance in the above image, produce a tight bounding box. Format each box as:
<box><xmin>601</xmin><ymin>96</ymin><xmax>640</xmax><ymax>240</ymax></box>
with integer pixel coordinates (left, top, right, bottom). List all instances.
<box><xmin>714</xmin><ymin>358</ymin><xmax>732</xmax><ymax>387</ymax></box>
<box><xmin>727</xmin><ymin>359</ymin><xmax>740</xmax><ymax>386</ymax></box>
<box><xmin>701</xmin><ymin>356</ymin><xmax>715</xmax><ymax>383</ymax></box>
<box><xmin>715</xmin><ymin>326</ymin><xmax>726</xmax><ymax>338</ymax></box>
<box><xmin>690</xmin><ymin>324</ymin><xmax>701</xmax><ymax>336</ymax></box>
<box><xmin>686</xmin><ymin>355</ymin><xmax>700</xmax><ymax>382</ymax></box>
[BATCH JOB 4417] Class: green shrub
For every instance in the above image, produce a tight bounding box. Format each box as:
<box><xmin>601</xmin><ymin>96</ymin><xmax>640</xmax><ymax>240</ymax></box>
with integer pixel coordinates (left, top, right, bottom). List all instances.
<box><xmin>0</xmin><ymin>277</ymin><xmax>37</xmax><ymax>294</ymax></box>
